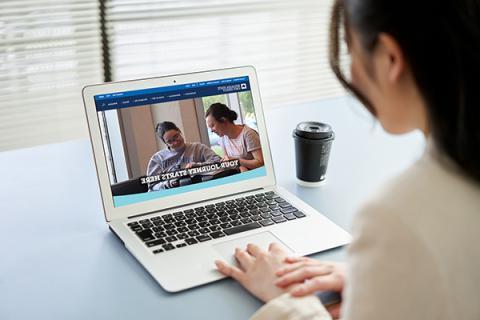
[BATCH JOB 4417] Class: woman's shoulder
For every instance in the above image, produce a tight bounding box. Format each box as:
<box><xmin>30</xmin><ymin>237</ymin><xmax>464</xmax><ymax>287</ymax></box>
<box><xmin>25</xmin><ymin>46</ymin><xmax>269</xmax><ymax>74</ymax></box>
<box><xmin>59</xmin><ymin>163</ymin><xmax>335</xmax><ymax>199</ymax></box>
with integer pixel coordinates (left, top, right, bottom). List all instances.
<box><xmin>355</xmin><ymin>149</ymin><xmax>480</xmax><ymax>248</ymax></box>
<box><xmin>367</xmin><ymin>150</ymin><xmax>480</xmax><ymax>215</ymax></box>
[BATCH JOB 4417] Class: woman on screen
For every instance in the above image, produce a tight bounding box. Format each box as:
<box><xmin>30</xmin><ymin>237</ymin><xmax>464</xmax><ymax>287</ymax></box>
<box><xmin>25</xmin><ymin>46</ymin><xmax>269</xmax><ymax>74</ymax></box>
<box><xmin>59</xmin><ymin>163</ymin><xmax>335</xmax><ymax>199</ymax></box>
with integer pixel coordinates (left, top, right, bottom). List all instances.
<box><xmin>147</xmin><ymin>121</ymin><xmax>221</xmax><ymax>190</ymax></box>
<box><xmin>214</xmin><ymin>0</ymin><xmax>480</xmax><ymax>319</ymax></box>
<box><xmin>205</xmin><ymin>103</ymin><xmax>264</xmax><ymax>172</ymax></box>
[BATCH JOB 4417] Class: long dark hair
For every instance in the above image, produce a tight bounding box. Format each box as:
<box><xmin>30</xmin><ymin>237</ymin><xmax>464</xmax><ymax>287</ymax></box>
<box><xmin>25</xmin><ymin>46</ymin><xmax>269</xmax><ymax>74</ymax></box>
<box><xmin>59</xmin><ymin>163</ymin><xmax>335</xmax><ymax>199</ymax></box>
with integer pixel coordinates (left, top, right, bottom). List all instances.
<box><xmin>330</xmin><ymin>0</ymin><xmax>480</xmax><ymax>182</ymax></box>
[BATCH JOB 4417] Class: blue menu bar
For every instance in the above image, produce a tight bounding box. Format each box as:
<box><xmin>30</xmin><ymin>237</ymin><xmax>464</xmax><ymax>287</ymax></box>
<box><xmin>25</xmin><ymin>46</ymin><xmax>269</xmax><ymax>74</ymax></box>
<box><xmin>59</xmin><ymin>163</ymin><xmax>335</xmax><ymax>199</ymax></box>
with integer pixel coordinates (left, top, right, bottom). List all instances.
<box><xmin>95</xmin><ymin>76</ymin><xmax>250</xmax><ymax>111</ymax></box>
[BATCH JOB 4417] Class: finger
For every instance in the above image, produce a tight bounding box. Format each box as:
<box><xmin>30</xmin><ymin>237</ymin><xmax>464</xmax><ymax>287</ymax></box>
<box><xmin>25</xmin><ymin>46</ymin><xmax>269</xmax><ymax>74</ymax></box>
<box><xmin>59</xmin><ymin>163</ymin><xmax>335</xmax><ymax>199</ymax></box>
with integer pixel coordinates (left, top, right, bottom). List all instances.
<box><xmin>284</xmin><ymin>256</ymin><xmax>310</xmax><ymax>263</ymax></box>
<box><xmin>215</xmin><ymin>260</ymin><xmax>245</xmax><ymax>283</ymax></box>
<box><xmin>290</xmin><ymin>275</ymin><xmax>343</xmax><ymax>296</ymax></box>
<box><xmin>234</xmin><ymin>247</ymin><xmax>254</xmax><ymax>270</ymax></box>
<box><xmin>276</xmin><ymin>261</ymin><xmax>308</xmax><ymax>276</ymax></box>
<box><xmin>246</xmin><ymin>243</ymin><xmax>265</xmax><ymax>258</ymax></box>
<box><xmin>275</xmin><ymin>265</ymin><xmax>332</xmax><ymax>288</ymax></box>
<box><xmin>276</xmin><ymin>260</ymin><xmax>327</xmax><ymax>279</ymax></box>
<box><xmin>268</xmin><ymin>243</ymin><xmax>286</xmax><ymax>255</ymax></box>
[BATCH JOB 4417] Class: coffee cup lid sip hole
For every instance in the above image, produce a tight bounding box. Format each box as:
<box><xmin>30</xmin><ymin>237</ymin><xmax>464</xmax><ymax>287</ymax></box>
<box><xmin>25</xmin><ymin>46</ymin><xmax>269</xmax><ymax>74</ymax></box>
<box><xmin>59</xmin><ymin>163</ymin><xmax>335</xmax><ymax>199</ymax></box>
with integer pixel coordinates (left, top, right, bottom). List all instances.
<box><xmin>294</xmin><ymin>121</ymin><xmax>333</xmax><ymax>140</ymax></box>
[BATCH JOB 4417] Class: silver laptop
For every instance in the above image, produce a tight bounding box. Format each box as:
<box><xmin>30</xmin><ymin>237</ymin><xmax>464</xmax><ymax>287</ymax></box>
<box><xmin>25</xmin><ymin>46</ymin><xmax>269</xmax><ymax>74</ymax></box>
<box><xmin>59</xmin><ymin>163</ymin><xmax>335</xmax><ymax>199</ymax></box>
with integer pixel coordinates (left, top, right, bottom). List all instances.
<box><xmin>82</xmin><ymin>66</ymin><xmax>351</xmax><ymax>292</ymax></box>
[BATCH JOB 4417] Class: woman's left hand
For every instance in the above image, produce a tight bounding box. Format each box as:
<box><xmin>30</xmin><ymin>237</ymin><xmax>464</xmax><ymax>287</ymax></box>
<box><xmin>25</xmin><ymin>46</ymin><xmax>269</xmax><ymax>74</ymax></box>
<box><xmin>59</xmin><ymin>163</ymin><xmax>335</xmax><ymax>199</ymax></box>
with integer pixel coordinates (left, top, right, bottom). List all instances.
<box><xmin>215</xmin><ymin>243</ymin><xmax>294</xmax><ymax>302</ymax></box>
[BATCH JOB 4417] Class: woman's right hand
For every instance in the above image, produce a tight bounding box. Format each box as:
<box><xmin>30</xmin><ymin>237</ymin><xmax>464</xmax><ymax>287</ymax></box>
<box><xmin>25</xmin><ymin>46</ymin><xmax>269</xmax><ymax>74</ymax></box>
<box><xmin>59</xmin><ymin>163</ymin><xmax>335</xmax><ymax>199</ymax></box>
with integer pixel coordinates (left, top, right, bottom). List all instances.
<box><xmin>275</xmin><ymin>257</ymin><xmax>345</xmax><ymax>295</ymax></box>
<box><xmin>275</xmin><ymin>257</ymin><xmax>346</xmax><ymax>318</ymax></box>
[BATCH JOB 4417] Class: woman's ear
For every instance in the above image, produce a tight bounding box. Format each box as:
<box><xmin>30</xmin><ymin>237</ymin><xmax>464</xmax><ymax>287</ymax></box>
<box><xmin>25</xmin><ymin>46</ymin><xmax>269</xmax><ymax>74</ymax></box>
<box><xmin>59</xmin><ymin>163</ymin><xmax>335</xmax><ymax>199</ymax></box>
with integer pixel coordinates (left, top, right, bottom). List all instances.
<box><xmin>376</xmin><ymin>33</ymin><xmax>406</xmax><ymax>83</ymax></box>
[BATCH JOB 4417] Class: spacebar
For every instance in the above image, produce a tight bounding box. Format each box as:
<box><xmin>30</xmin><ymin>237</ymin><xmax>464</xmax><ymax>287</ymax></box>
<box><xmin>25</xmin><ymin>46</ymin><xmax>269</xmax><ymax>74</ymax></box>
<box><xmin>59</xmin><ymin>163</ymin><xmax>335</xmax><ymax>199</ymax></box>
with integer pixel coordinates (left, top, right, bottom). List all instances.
<box><xmin>224</xmin><ymin>222</ymin><xmax>262</xmax><ymax>235</ymax></box>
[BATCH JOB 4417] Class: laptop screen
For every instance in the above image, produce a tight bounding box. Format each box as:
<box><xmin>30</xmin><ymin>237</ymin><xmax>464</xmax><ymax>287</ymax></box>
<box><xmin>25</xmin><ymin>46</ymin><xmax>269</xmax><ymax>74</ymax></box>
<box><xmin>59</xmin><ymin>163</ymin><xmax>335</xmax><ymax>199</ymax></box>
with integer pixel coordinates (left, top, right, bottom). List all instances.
<box><xmin>94</xmin><ymin>76</ymin><xmax>266</xmax><ymax>207</ymax></box>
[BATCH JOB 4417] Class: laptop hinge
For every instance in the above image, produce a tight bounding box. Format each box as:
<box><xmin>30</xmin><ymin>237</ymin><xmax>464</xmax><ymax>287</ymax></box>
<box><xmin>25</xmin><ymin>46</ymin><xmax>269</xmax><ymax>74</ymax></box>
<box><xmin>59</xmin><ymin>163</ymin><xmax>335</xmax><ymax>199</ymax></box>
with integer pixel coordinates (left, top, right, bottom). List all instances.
<box><xmin>126</xmin><ymin>187</ymin><xmax>265</xmax><ymax>220</ymax></box>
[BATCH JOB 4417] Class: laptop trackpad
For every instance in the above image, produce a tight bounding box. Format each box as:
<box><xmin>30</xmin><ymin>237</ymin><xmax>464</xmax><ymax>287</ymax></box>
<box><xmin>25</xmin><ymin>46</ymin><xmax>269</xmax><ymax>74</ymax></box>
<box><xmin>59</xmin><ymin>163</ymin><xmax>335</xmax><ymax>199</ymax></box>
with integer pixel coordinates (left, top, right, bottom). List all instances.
<box><xmin>213</xmin><ymin>232</ymin><xmax>294</xmax><ymax>267</ymax></box>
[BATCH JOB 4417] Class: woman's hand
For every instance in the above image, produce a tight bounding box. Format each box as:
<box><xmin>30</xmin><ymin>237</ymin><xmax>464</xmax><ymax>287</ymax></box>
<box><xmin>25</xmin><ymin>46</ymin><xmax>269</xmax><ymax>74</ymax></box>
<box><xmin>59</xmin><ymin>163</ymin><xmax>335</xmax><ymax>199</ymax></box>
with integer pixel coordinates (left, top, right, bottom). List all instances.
<box><xmin>275</xmin><ymin>257</ymin><xmax>346</xmax><ymax>296</ymax></box>
<box><xmin>215</xmin><ymin>243</ymin><xmax>295</xmax><ymax>303</ymax></box>
<box><xmin>275</xmin><ymin>257</ymin><xmax>345</xmax><ymax>318</ymax></box>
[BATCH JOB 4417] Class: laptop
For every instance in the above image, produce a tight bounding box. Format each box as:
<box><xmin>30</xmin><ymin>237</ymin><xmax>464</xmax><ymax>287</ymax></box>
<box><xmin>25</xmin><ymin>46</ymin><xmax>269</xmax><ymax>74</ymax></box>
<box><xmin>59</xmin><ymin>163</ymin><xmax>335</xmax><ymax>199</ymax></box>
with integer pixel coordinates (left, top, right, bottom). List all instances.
<box><xmin>82</xmin><ymin>66</ymin><xmax>351</xmax><ymax>292</ymax></box>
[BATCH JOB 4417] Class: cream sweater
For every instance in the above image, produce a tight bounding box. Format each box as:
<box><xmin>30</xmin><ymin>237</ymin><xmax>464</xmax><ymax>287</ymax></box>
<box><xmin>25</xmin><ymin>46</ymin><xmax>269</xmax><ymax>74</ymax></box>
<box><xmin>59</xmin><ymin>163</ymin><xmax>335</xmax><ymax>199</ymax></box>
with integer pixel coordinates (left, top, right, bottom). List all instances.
<box><xmin>252</xmin><ymin>145</ymin><xmax>480</xmax><ymax>319</ymax></box>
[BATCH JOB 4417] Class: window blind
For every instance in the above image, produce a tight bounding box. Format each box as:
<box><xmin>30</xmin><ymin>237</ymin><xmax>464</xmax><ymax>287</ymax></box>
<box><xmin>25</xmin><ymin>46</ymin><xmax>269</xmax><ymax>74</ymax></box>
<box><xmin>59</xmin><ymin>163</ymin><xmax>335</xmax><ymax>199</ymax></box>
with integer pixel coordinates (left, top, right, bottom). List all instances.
<box><xmin>106</xmin><ymin>0</ymin><xmax>345</xmax><ymax>110</ymax></box>
<box><xmin>0</xmin><ymin>0</ymin><xmax>103</xmax><ymax>151</ymax></box>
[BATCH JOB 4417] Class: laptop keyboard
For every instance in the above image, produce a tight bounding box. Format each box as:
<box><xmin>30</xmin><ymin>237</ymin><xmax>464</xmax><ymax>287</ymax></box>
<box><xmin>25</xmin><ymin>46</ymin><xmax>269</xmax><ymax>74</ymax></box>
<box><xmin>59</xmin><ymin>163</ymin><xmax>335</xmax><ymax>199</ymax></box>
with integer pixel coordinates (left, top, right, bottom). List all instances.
<box><xmin>126</xmin><ymin>191</ymin><xmax>306</xmax><ymax>254</ymax></box>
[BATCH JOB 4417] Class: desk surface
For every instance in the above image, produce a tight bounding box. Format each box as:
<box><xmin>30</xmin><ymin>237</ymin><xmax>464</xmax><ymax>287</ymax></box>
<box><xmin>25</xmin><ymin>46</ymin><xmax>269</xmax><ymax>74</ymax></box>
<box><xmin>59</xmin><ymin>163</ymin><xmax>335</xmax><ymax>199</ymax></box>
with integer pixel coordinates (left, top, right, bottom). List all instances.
<box><xmin>1</xmin><ymin>97</ymin><xmax>424</xmax><ymax>320</ymax></box>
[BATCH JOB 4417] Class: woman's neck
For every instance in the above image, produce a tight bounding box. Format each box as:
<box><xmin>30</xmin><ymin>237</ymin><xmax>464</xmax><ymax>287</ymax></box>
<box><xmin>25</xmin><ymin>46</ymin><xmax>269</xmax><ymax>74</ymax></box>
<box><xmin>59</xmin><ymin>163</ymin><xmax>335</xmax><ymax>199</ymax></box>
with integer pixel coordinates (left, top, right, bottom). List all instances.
<box><xmin>226</xmin><ymin>124</ymin><xmax>244</xmax><ymax>139</ymax></box>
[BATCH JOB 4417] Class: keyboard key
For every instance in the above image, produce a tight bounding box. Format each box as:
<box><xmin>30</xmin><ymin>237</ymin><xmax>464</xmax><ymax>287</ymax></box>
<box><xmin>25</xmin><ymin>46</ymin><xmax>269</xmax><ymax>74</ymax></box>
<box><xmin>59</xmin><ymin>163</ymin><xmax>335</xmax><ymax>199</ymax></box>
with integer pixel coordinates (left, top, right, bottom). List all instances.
<box><xmin>152</xmin><ymin>226</ymin><xmax>164</xmax><ymax>232</ymax></box>
<box><xmin>274</xmin><ymin>197</ymin><xmax>286</xmax><ymax>203</ymax></box>
<box><xmin>281</xmin><ymin>207</ymin><xmax>298</xmax><ymax>214</ymax></box>
<box><xmin>153</xmin><ymin>249</ymin><xmax>164</xmax><ymax>254</ymax></box>
<box><xmin>251</xmin><ymin>215</ymin><xmax>262</xmax><ymax>221</ymax></box>
<box><xmin>185</xmin><ymin>238</ymin><xmax>198</xmax><ymax>245</ymax></box>
<box><xmin>210</xmin><ymin>231</ymin><xmax>225</xmax><ymax>239</ymax></box>
<box><xmin>220</xmin><ymin>223</ymin><xmax>232</xmax><ymax>229</ymax></box>
<box><xmin>174</xmin><ymin>221</ymin><xmax>187</xmax><ymax>227</ymax></box>
<box><xmin>279</xmin><ymin>202</ymin><xmax>293</xmax><ymax>208</ymax></box>
<box><xmin>240</xmin><ymin>212</ymin><xmax>251</xmax><ymax>218</ymax></box>
<box><xmin>177</xmin><ymin>233</ymin><xmax>188</xmax><ymax>239</ymax></box>
<box><xmin>128</xmin><ymin>222</ymin><xmax>140</xmax><ymax>227</ymax></box>
<box><xmin>165</xmin><ymin>236</ymin><xmax>177</xmax><ymax>242</ymax></box>
<box><xmin>198</xmin><ymin>221</ymin><xmax>210</xmax><ymax>228</ymax></box>
<box><xmin>196</xmin><ymin>216</ymin><xmax>207</xmax><ymax>222</ymax></box>
<box><xmin>199</xmin><ymin>228</ymin><xmax>210</xmax><ymax>234</ymax></box>
<box><xmin>260</xmin><ymin>213</ymin><xmax>272</xmax><ymax>219</ymax></box>
<box><xmin>188</xmin><ymin>230</ymin><xmax>200</xmax><ymax>237</ymax></box>
<box><xmin>154</xmin><ymin>232</ymin><xmax>167</xmax><ymax>238</ymax></box>
<box><xmin>197</xmin><ymin>234</ymin><xmax>212</xmax><ymax>242</ymax></box>
<box><xmin>136</xmin><ymin>229</ymin><xmax>154</xmax><ymax>242</ymax></box>
<box><xmin>173</xmin><ymin>211</ymin><xmax>184</xmax><ymax>216</ymax></box>
<box><xmin>209</xmin><ymin>225</ymin><xmax>221</xmax><ymax>232</ymax></box>
<box><xmin>188</xmin><ymin>224</ymin><xmax>200</xmax><ymax>230</ymax></box>
<box><xmin>176</xmin><ymin>243</ymin><xmax>187</xmax><ymax>248</ymax></box>
<box><xmin>294</xmin><ymin>211</ymin><xmax>306</xmax><ymax>218</ymax></box>
<box><xmin>224</xmin><ymin>222</ymin><xmax>261</xmax><ymax>235</ymax></box>
<box><xmin>139</xmin><ymin>219</ymin><xmax>150</xmax><ymax>224</ymax></box>
<box><xmin>259</xmin><ymin>219</ymin><xmax>275</xmax><ymax>226</ymax></box>
<box><xmin>270</xmin><ymin>210</ymin><xmax>283</xmax><ymax>217</ymax></box>
<box><xmin>145</xmin><ymin>238</ymin><xmax>166</xmax><ymax>247</ymax></box>
<box><xmin>164</xmin><ymin>217</ymin><xmax>175</xmax><ymax>223</ymax></box>
<box><xmin>272</xmin><ymin>216</ymin><xmax>287</xmax><ymax>223</ymax></box>
<box><xmin>284</xmin><ymin>213</ymin><xmax>297</xmax><ymax>220</ymax></box>
<box><xmin>141</xmin><ymin>222</ymin><xmax>153</xmax><ymax>229</ymax></box>
<box><xmin>209</xmin><ymin>218</ymin><xmax>220</xmax><ymax>225</ymax></box>
<box><xmin>230</xmin><ymin>220</ymin><xmax>242</xmax><ymax>226</ymax></box>
<box><xmin>259</xmin><ymin>207</ymin><xmax>270</xmax><ymax>213</ymax></box>
<box><xmin>241</xmin><ymin>217</ymin><xmax>253</xmax><ymax>224</ymax></box>
<box><xmin>130</xmin><ymin>226</ymin><xmax>142</xmax><ymax>232</ymax></box>
<box><xmin>162</xmin><ymin>243</ymin><xmax>175</xmax><ymax>251</ymax></box>
<box><xmin>164</xmin><ymin>224</ymin><xmax>175</xmax><ymax>230</ymax></box>
<box><xmin>166</xmin><ymin>229</ymin><xmax>178</xmax><ymax>236</ymax></box>
<box><xmin>177</xmin><ymin>227</ymin><xmax>189</xmax><ymax>233</ymax></box>
<box><xmin>184</xmin><ymin>209</ymin><xmax>194</xmax><ymax>214</ymax></box>
<box><xmin>219</xmin><ymin>216</ymin><xmax>231</xmax><ymax>223</ymax></box>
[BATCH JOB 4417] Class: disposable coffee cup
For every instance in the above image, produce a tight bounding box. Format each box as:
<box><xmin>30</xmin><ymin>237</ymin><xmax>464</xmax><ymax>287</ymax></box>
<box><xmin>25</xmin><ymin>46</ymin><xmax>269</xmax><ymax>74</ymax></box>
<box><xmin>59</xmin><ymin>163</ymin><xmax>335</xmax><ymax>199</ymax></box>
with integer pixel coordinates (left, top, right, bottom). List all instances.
<box><xmin>292</xmin><ymin>121</ymin><xmax>334</xmax><ymax>187</ymax></box>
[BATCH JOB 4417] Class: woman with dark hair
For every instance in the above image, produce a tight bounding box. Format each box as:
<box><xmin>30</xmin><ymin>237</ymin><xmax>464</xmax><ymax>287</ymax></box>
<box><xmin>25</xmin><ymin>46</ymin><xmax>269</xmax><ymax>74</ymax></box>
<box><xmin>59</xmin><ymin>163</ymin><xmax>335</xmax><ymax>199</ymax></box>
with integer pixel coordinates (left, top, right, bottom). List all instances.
<box><xmin>146</xmin><ymin>121</ymin><xmax>221</xmax><ymax>190</ymax></box>
<box><xmin>214</xmin><ymin>0</ymin><xmax>480</xmax><ymax>319</ymax></box>
<box><xmin>205</xmin><ymin>103</ymin><xmax>264</xmax><ymax>172</ymax></box>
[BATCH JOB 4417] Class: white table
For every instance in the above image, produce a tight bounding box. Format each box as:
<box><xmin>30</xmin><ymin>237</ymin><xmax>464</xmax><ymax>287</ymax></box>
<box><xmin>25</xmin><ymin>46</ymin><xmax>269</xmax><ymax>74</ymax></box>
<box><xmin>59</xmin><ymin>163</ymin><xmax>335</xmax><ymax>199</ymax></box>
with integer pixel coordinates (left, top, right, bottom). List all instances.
<box><xmin>0</xmin><ymin>97</ymin><xmax>425</xmax><ymax>320</ymax></box>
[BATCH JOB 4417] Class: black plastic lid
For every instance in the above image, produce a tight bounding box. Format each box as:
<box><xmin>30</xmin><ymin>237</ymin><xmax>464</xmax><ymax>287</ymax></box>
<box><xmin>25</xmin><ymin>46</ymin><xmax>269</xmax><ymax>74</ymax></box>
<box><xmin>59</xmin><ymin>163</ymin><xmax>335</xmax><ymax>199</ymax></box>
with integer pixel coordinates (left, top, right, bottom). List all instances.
<box><xmin>294</xmin><ymin>121</ymin><xmax>333</xmax><ymax>140</ymax></box>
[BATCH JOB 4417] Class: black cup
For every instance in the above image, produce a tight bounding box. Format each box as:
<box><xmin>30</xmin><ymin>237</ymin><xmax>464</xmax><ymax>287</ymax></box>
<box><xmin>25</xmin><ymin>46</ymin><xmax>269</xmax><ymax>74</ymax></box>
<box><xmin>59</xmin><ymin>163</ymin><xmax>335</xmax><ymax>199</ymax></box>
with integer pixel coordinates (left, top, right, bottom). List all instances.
<box><xmin>292</xmin><ymin>121</ymin><xmax>334</xmax><ymax>186</ymax></box>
